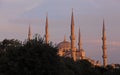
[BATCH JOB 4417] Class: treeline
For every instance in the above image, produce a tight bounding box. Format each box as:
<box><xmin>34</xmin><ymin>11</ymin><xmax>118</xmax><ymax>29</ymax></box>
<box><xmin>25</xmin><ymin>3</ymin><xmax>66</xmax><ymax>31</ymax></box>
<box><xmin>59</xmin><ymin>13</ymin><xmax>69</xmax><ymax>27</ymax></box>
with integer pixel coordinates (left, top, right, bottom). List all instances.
<box><xmin>0</xmin><ymin>36</ymin><xmax>119</xmax><ymax>75</ymax></box>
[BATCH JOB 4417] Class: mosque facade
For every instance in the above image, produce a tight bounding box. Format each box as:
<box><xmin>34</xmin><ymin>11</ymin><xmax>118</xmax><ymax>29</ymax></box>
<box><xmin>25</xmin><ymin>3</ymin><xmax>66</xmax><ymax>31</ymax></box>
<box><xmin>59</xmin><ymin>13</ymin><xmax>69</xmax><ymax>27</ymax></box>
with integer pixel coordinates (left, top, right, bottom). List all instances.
<box><xmin>28</xmin><ymin>10</ymin><xmax>107</xmax><ymax>67</ymax></box>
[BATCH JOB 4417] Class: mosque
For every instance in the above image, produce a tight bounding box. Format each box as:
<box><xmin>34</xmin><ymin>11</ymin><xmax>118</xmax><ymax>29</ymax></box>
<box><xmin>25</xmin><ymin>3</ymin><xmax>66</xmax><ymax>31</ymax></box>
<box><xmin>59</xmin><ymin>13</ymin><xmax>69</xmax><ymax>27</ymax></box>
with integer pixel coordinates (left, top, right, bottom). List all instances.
<box><xmin>28</xmin><ymin>10</ymin><xmax>107</xmax><ymax>67</ymax></box>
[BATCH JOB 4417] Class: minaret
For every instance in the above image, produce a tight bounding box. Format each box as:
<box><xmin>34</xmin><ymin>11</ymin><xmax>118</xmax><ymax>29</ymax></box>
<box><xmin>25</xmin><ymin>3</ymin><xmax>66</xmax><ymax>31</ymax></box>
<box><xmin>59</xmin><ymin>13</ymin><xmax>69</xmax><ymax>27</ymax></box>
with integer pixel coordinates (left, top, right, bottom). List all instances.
<box><xmin>28</xmin><ymin>25</ymin><xmax>32</xmax><ymax>41</ymax></box>
<box><xmin>102</xmin><ymin>20</ymin><xmax>107</xmax><ymax>67</ymax></box>
<box><xmin>70</xmin><ymin>9</ymin><xmax>76</xmax><ymax>61</ymax></box>
<box><xmin>64</xmin><ymin>35</ymin><xmax>66</xmax><ymax>42</ymax></box>
<box><xmin>45</xmin><ymin>13</ymin><xmax>49</xmax><ymax>44</ymax></box>
<box><xmin>78</xmin><ymin>27</ymin><xmax>83</xmax><ymax>59</ymax></box>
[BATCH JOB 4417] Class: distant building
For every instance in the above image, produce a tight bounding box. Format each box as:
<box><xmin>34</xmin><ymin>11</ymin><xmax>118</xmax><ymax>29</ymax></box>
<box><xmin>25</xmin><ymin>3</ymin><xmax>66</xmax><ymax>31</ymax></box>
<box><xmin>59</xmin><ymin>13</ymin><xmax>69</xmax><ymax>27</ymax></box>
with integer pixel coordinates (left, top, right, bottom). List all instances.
<box><xmin>27</xmin><ymin>10</ymin><xmax>107</xmax><ymax>67</ymax></box>
<box><xmin>56</xmin><ymin>10</ymin><xmax>101</xmax><ymax>66</ymax></box>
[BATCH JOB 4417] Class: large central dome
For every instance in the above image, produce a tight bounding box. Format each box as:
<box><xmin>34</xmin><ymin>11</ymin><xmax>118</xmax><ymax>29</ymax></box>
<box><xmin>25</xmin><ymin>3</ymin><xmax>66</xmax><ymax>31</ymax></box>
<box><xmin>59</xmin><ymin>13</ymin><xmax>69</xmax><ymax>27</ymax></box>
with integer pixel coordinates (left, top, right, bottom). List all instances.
<box><xmin>57</xmin><ymin>37</ymin><xmax>71</xmax><ymax>56</ymax></box>
<box><xmin>57</xmin><ymin>40</ymin><xmax>71</xmax><ymax>49</ymax></box>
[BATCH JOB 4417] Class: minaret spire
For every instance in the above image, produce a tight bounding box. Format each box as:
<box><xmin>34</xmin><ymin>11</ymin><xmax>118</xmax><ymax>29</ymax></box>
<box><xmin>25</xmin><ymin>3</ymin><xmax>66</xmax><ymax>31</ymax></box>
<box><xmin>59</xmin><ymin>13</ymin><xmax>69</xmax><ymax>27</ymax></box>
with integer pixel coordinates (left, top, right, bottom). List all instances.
<box><xmin>102</xmin><ymin>19</ymin><xmax>107</xmax><ymax>67</ymax></box>
<box><xmin>45</xmin><ymin>13</ymin><xmax>49</xmax><ymax>44</ymax></box>
<box><xmin>71</xmin><ymin>8</ymin><xmax>75</xmax><ymax>32</ymax></box>
<box><xmin>28</xmin><ymin>24</ymin><xmax>32</xmax><ymax>41</ymax></box>
<box><xmin>78</xmin><ymin>27</ymin><xmax>82</xmax><ymax>50</ymax></box>
<box><xmin>64</xmin><ymin>35</ymin><xmax>66</xmax><ymax>42</ymax></box>
<box><xmin>70</xmin><ymin>9</ymin><xmax>76</xmax><ymax>61</ymax></box>
<box><xmin>78</xmin><ymin>27</ymin><xmax>83</xmax><ymax>59</ymax></box>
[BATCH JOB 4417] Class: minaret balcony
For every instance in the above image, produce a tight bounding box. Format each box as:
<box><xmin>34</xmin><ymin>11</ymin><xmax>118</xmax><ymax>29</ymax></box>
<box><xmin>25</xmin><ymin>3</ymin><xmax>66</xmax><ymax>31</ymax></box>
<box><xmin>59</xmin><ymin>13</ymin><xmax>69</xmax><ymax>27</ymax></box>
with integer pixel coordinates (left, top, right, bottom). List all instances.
<box><xmin>102</xmin><ymin>37</ymin><xmax>106</xmax><ymax>40</ymax></box>
<box><xmin>70</xmin><ymin>36</ymin><xmax>75</xmax><ymax>40</ymax></box>
<box><xmin>102</xmin><ymin>55</ymin><xmax>107</xmax><ymax>58</ymax></box>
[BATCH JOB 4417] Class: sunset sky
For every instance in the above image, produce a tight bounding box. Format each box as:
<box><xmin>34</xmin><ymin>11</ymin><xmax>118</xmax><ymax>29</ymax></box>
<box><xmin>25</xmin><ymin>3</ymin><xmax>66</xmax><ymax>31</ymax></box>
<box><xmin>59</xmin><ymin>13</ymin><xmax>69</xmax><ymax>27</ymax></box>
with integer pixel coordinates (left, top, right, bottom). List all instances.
<box><xmin>0</xmin><ymin>0</ymin><xmax>120</xmax><ymax>64</ymax></box>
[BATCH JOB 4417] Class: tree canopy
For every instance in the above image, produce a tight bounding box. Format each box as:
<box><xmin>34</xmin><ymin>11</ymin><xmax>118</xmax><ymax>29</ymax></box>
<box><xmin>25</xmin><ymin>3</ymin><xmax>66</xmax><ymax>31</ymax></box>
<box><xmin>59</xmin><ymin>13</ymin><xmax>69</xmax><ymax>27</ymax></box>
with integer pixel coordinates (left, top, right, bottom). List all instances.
<box><xmin>0</xmin><ymin>37</ymin><xmax>119</xmax><ymax>75</ymax></box>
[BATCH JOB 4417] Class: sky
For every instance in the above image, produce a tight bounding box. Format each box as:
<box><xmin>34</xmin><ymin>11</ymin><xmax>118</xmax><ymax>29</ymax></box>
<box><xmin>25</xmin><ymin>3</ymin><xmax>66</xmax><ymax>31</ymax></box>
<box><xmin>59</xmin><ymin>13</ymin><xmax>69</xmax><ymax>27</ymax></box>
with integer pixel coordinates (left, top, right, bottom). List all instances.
<box><xmin>0</xmin><ymin>0</ymin><xmax>120</xmax><ymax>64</ymax></box>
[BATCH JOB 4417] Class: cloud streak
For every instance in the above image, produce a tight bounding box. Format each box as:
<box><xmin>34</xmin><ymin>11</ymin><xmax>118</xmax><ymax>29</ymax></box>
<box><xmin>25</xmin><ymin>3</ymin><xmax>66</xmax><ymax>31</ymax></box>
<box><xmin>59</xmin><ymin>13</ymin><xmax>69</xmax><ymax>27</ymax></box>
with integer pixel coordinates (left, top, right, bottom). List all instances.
<box><xmin>85</xmin><ymin>39</ymin><xmax>120</xmax><ymax>47</ymax></box>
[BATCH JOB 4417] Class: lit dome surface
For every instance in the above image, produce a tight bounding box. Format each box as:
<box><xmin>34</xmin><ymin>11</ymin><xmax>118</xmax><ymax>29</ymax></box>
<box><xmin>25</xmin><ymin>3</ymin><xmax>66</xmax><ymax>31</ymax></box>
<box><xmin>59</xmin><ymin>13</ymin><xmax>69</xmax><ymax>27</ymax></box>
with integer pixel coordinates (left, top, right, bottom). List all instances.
<box><xmin>57</xmin><ymin>40</ymin><xmax>71</xmax><ymax>49</ymax></box>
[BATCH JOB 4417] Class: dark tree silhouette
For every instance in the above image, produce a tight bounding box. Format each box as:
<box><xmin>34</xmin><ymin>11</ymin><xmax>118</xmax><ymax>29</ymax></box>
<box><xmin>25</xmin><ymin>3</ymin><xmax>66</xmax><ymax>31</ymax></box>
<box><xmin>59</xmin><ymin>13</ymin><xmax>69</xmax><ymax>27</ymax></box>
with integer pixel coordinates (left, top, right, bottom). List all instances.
<box><xmin>0</xmin><ymin>37</ymin><xmax>119</xmax><ymax>75</ymax></box>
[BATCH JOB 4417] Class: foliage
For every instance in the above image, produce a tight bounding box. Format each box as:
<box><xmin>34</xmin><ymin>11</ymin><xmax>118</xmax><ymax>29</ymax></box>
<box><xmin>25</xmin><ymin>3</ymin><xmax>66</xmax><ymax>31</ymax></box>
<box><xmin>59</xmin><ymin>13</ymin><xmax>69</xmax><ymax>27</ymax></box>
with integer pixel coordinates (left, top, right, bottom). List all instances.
<box><xmin>0</xmin><ymin>37</ymin><xmax>119</xmax><ymax>75</ymax></box>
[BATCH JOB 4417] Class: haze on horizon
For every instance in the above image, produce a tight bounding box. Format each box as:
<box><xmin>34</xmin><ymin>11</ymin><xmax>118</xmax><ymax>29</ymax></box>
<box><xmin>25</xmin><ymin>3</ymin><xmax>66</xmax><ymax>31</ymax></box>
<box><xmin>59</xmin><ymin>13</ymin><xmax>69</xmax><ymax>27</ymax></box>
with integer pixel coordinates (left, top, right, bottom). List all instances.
<box><xmin>0</xmin><ymin>0</ymin><xmax>120</xmax><ymax>64</ymax></box>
